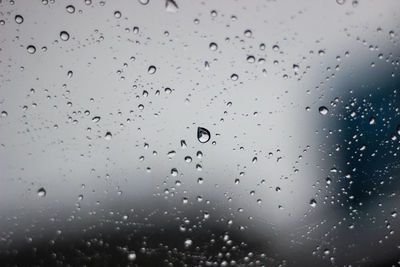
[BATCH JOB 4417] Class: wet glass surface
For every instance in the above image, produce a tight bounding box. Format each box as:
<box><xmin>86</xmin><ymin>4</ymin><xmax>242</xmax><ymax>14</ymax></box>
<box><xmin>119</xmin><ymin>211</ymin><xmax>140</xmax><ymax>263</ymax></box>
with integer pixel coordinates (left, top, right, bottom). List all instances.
<box><xmin>1</xmin><ymin>0</ymin><xmax>400</xmax><ymax>266</ymax></box>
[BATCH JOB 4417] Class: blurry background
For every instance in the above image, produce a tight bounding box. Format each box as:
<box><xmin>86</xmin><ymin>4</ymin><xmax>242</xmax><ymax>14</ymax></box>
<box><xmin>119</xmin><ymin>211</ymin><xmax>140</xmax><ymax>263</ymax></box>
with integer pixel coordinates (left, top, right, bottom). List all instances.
<box><xmin>1</xmin><ymin>0</ymin><xmax>400</xmax><ymax>265</ymax></box>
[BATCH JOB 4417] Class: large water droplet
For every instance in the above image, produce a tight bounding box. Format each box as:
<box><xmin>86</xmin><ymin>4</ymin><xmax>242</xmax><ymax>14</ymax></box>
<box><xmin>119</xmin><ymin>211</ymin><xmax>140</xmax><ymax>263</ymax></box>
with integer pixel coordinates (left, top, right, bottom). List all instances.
<box><xmin>27</xmin><ymin>45</ymin><xmax>36</xmax><ymax>54</ymax></box>
<box><xmin>197</xmin><ymin>127</ymin><xmax>210</xmax><ymax>143</ymax></box>
<box><xmin>15</xmin><ymin>15</ymin><xmax>23</xmax><ymax>24</ymax></box>
<box><xmin>60</xmin><ymin>31</ymin><xmax>70</xmax><ymax>41</ymax></box>
<box><xmin>318</xmin><ymin>106</ymin><xmax>329</xmax><ymax>115</ymax></box>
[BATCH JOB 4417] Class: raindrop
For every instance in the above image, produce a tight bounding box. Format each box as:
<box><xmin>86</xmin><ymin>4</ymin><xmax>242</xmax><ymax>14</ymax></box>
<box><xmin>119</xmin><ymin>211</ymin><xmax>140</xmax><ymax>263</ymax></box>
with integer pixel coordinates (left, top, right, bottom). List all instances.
<box><xmin>138</xmin><ymin>0</ymin><xmax>149</xmax><ymax>5</ymax></box>
<box><xmin>230</xmin><ymin>74</ymin><xmax>238</xmax><ymax>81</ymax></box>
<box><xmin>369</xmin><ymin>117</ymin><xmax>375</xmax><ymax>125</ymax></box>
<box><xmin>165</xmin><ymin>0</ymin><xmax>178</xmax><ymax>12</ymax></box>
<box><xmin>60</xmin><ymin>31</ymin><xmax>70</xmax><ymax>41</ymax></box>
<box><xmin>309</xmin><ymin>198</ymin><xmax>317</xmax><ymax>208</ymax></box>
<box><xmin>37</xmin><ymin>187</ymin><xmax>46</xmax><ymax>197</ymax></box>
<box><xmin>318</xmin><ymin>106</ymin><xmax>329</xmax><ymax>115</ymax></box>
<box><xmin>197</xmin><ymin>127</ymin><xmax>210</xmax><ymax>143</ymax></box>
<box><xmin>209</xmin><ymin>42</ymin><xmax>218</xmax><ymax>51</ymax></box>
<box><xmin>171</xmin><ymin>168</ymin><xmax>178</xmax><ymax>176</ymax></box>
<box><xmin>15</xmin><ymin>15</ymin><xmax>23</xmax><ymax>24</ymax></box>
<box><xmin>148</xmin><ymin>65</ymin><xmax>156</xmax><ymax>74</ymax></box>
<box><xmin>184</xmin><ymin>239</ymin><xmax>193</xmax><ymax>248</ymax></box>
<box><xmin>247</xmin><ymin>56</ymin><xmax>255</xmax><ymax>63</ymax></box>
<box><xmin>92</xmin><ymin>116</ymin><xmax>101</xmax><ymax>123</ymax></box>
<box><xmin>336</xmin><ymin>0</ymin><xmax>345</xmax><ymax>5</ymax></box>
<box><xmin>114</xmin><ymin>11</ymin><xmax>121</xmax><ymax>18</ymax></box>
<box><xmin>67</xmin><ymin>70</ymin><xmax>73</xmax><ymax>78</ymax></box>
<box><xmin>105</xmin><ymin>131</ymin><xmax>112</xmax><ymax>140</ymax></box>
<box><xmin>244</xmin><ymin>29</ymin><xmax>252</xmax><ymax>37</ymax></box>
<box><xmin>66</xmin><ymin>5</ymin><xmax>75</xmax><ymax>13</ymax></box>
<box><xmin>128</xmin><ymin>252</ymin><xmax>136</xmax><ymax>261</ymax></box>
<box><xmin>1</xmin><ymin>111</ymin><xmax>8</xmax><ymax>117</ymax></box>
<box><xmin>27</xmin><ymin>45</ymin><xmax>36</xmax><ymax>54</ymax></box>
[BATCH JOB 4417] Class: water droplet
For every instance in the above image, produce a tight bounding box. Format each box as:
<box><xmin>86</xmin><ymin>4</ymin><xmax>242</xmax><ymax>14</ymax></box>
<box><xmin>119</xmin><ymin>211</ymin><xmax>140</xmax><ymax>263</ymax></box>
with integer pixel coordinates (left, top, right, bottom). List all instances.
<box><xmin>184</xmin><ymin>156</ymin><xmax>192</xmax><ymax>163</ymax></box>
<box><xmin>197</xmin><ymin>177</ymin><xmax>204</xmax><ymax>184</ymax></box>
<box><xmin>105</xmin><ymin>131</ymin><xmax>112</xmax><ymax>140</ymax></box>
<box><xmin>37</xmin><ymin>187</ymin><xmax>46</xmax><ymax>197</ymax></box>
<box><xmin>336</xmin><ymin>0</ymin><xmax>345</xmax><ymax>4</ymax></box>
<box><xmin>309</xmin><ymin>198</ymin><xmax>317</xmax><ymax>208</ymax></box>
<box><xmin>171</xmin><ymin>168</ymin><xmax>178</xmax><ymax>176</ymax></box>
<box><xmin>318</xmin><ymin>106</ymin><xmax>329</xmax><ymax>115</ymax></box>
<box><xmin>128</xmin><ymin>252</ymin><xmax>136</xmax><ymax>261</ymax></box>
<box><xmin>138</xmin><ymin>0</ymin><xmax>149</xmax><ymax>5</ymax></box>
<box><xmin>67</xmin><ymin>70</ymin><xmax>73</xmax><ymax>78</ymax></box>
<box><xmin>244</xmin><ymin>29</ymin><xmax>252</xmax><ymax>38</ymax></box>
<box><xmin>60</xmin><ymin>31</ymin><xmax>70</xmax><ymax>41</ymax></box>
<box><xmin>369</xmin><ymin>117</ymin><xmax>375</xmax><ymax>125</ymax></box>
<box><xmin>27</xmin><ymin>45</ymin><xmax>36</xmax><ymax>54</ymax></box>
<box><xmin>230</xmin><ymin>74</ymin><xmax>238</xmax><ymax>81</ymax></box>
<box><xmin>209</xmin><ymin>42</ymin><xmax>218</xmax><ymax>51</ymax></box>
<box><xmin>272</xmin><ymin>45</ymin><xmax>280</xmax><ymax>51</ymax></box>
<box><xmin>92</xmin><ymin>116</ymin><xmax>101</xmax><ymax>123</ymax></box>
<box><xmin>66</xmin><ymin>5</ymin><xmax>75</xmax><ymax>13</ymax></box>
<box><xmin>165</xmin><ymin>0</ymin><xmax>178</xmax><ymax>12</ymax></box>
<box><xmin>148</xmin><ymin>65</ymin><xmax>156</xmax><ymax>74</ymax></box>
<box><xmin>184</xmin><ymin>239</ymin><xmax>192</xmax><ymax>248</ymax></box>
<box><xmin>197</xmin><ymin>127</ymin><xmax>210</xmax><ymax>143</ymax></box>
<box><xmin>1</xmin><ymin>111</ymin><xmax>8</xmax><ymax>117</ymax></box>
<box><xmin>247</xmin><ymin>55</ymin><xmax>255</xmax><ymax>63</ymax></box>
<box><xmin>114</xmin><ymin>11</ymin><xmax>121</xmax><ymax>18</ymax></box>
<box><xmin>391</xmin><ymin>211</ymin><xmax>397</xmax><ymax>218</ymax></box>
<box><xmin>15</xmin><ymin>15</ymin><xmax>23</xmax><ymax>24</ymax></box>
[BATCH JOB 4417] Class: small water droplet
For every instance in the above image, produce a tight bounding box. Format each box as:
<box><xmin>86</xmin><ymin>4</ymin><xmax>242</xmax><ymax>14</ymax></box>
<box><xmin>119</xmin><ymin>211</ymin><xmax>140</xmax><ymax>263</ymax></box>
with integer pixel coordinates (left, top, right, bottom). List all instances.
<box><xmin>138</xmin><ymin>0</ymin><xmax>149</xmax><ymax>5</ymax></box>
<box><xmin>27</xmin><ymin>45</ymin><xmax>36</xmax><ymax>54</ymax></box>
<box><xmin>209</xmin><ymin>42</ymin><xmax>218</xmax><ymax>51</ymax></box>
<box><xmin>67</xmin><ymin>70</ymin><xmax>73</xmax><ymax>78</ymax></box>
<box><xmin>105</xmin><ymin>131</ymin><xmax>112</xmax><ymax>140</ymax></box>
<box><xmin>15</xmin><ymin>15</ymin><xmax>23</xmax><ymax>24</ymax></box>
<box><xmin>247</xmin><ymin>55</ymin><xmax>255</xmax><ymax>63</ymax></box>
<box><xmin>128</xmin><ymin>252</ymin><xmax>136</xmax><ymax>261</ymax></box>
<box><xmin>92</xmin><ymin>116</ymin><xmax>101</xmax><ymax>123</ymax></box>
<box><xmin>1</xmin><ymin>111</ymin><xmax>8</xmax><ymax>117</ymax></box>
<box><xmin>66</xmin><ymin>5</ymin><xmax>75</xmax><ymax>13</ymax></box>
<box><xmin>197</xmin><ymin>127</ymin><xmax>210</xmax><ymax>143</ymax></box>
<box><xmin>369</xmin><ymin>117</ymin><xmax>375</xmax><ymax>125</ymax></box>
<box><xmin>318</xmin><ymin>106</ymin><xmax>329</xmax><ymax>115</ymax></box>
<box><xmin>230</xmin><ymin>74</ymin><xmax>238</xmax><ymax>81</ymax></box>
<box><xmin>336</xmin><ymin>0</ymin><xmax>345</xmax><ymax>5</ymax></box>
<box><xmin>244</xmin><ymin>29</ymin><xmax>252</xmax><ymax>38</ymax></box>
<box><xmin>184</xmin><ymin>239</ymin><xmax>192</xmax><ymax>248</ymax></box>
<box><xmin>148</xmin><ymin>65</ymin><xmax>156</xmax><ymax>74</ymax></box>
<box><xmin>165</xmin><ymin>0</ymin><xmax>178</xmax><ymax>12</ymax></box>
<box><xmin>309</xmin><ymin>198</ymin><xmax>317</xmax><ymax>208</ymax></box>
<box><xmin>60</xmin><ymin>31</ymin><xmax>70</xmax><ymax>41</ymax></box>
<box><xmin>171</xmin><ymin>168</ymin><xmax>178</xmax><ymax>176</ymax></box>
<box><xmin>114</xmin><ymin>11</ymin><xmax>121</xmax><ymax>18</ymax></box>
<box><xmin>37</xmin><ymin>187</ymin><xmax>46</xmax><ymax>197</ymax></box>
